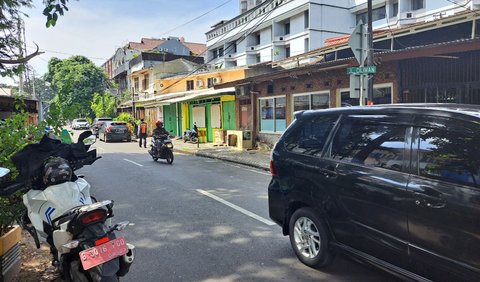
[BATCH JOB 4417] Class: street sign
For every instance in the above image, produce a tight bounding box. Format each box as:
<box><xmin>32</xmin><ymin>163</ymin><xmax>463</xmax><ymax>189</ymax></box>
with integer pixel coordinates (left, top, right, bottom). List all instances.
<box><xmin>347</xmin><ymin>66</ymin><xmax>376</xmax><ymax>75</ymax></box>
<box><xmin>348</xmin><ymin>21</ymin><xmax>367</xmax><ymax>66</ymax></box>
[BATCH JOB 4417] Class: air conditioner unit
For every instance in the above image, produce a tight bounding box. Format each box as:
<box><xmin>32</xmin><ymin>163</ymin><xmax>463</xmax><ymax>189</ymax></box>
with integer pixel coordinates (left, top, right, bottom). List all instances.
<box><xmin>213</xmin><ymin>77</ymin><xmax>222</xmax><ymax>85</ymax></box>
<box><xmin>196</xmin><ymin>80</ymin><xmax>204</xmax><ymax>87</ymax></box>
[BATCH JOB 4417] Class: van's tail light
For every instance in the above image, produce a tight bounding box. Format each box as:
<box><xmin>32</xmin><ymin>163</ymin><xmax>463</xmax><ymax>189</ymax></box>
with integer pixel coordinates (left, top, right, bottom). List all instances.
<box><xmin>106</xmin><ymin>126</ymin><xmax>112</xmax><ymax>132</ymax></box>
<box><xmin>79</xmin><ymin>209</ymin><xmax>107</xmax><ymax>225</ymax></box>
<box><xmin>270</xmin><ymin>160</ymin><xmax>278</xmax><ymax>176</ymax></box>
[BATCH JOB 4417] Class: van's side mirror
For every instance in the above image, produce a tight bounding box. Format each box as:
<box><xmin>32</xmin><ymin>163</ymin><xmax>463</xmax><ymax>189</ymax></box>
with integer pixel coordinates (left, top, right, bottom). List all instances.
<box><xmin>0</xmin><ymin>167</ymin><xmax>10</xmax><ymax>178</ymax></box>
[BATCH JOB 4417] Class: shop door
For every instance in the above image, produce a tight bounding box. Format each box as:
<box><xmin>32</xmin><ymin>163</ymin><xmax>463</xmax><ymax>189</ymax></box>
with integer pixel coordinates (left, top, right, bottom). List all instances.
<box><xmin>222</xmin><ymin>101</ymin><xmax>236</xmax><ymax>130</ymax></box>
<box><xmin>163</xmin><ymin>104</ymin><xmax>177</xmax><ymax>135</ymax></box>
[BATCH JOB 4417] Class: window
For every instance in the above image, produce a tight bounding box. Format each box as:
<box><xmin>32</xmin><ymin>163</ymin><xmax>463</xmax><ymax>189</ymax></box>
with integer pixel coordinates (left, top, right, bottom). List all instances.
<box><xmin>293</xmin><ymin>93</ymin><xmax>329</xmax><ymax>112</ymax></box>
<box><xmin>412</xmin><ymin>0</ymin><xmax>424</xmax><ymax>10</ymax></box>
<box><xmin>285</xmin><ymin>46</ymin><xmax>290</xmax><ymax>58</ymax></box>
<box><xmin>259</xmin><ymin>96</ymin><xmax>286</xmax><ymax>133</ymax></box>
<box><xmin>213</xmin><ymin>50</ymin><xmax>218</xmax><ymax>59</ymax></box>
<box><xmin>391</xmin><ymin>2</ymin><xmax>399</xmax><ymax>17</ymax></box>
<box><xmin>207</xmin><ymin>77</ymin><xmax>214</xmax><ymax>88</ymax></box>
<box><xmin>134</xmin><ymin>77</ymin><xmax>139</xmax><ymax>92</ymax></box>
<box><xmin>417</xmin><ymin>128</ymin><xmax>480</xmax><ymax>187</ymax></box>
<box><xmin>331</xmin><ymin>121</ymin><xmax>407</xmax><ymax>172</ymax></box>
<box><xmin>304</xmin><ymin>10</ymin><xmax>309</xmax><ymax>28</ymax></box>
<box><xmin>186</xmin><ymin>80</ymin><xmax>194</xmax><ymax>91</ymax></box>
<box><xmin>356</xmin><ymin>12</ymin><xmax>367</xmax><ymax>24</ymax></box>
<box><xmin>256</xmin><ymin>54</ymin><xmax>261</xmax><ymax>63</ymax></box>
<box><xmin>218</xmin><ymin>48</ymin><xmax>224</xmax><ymax>57</ymax></box>
<box><xmin>372</xmin><ymin>6</ymin><xmax>387</xmax><ymax>21</ymax></box>
<box><xmin>284</xmin><ymin>22</ymin><xmax>290</xmax><ymax>35</ymax></box>
<box><xmin>284</xmin><ymin>115</ymin><xmax>337</xmax><ymax>156</ymax></box>
<box><xmin>304</xmin><ymin>38</ymin><xmax>309</xmax><ymax>52</ymax></box>
<box><xmin>340</xmin><ymin>85</ymin><xmax>392</xmax><ymax>106</ymax></box>
<box><xmin>357</xmin><ymin>6</ymin><xmax>386</xmax><ymax>23</ymax></box>
<box><xmin>255</xmin><ymin>33</ymin><xmax>261</xmax><ymax>45</ymax></box>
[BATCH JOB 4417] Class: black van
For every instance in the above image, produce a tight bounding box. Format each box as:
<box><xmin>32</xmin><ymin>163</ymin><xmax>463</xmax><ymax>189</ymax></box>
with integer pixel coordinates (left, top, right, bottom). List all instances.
<box><xmin>268</xmin><ymin>104</ymin><xmax>480</xmax><ymax>281</ymax></box>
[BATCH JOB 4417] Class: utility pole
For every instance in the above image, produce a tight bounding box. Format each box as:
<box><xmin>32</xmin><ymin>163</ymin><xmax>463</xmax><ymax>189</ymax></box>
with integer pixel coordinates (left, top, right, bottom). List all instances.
<box><xmin>367</xmin><ymin>0</ymin><xmax>374</xmax><ymax>104</ymax></box>
<box><xmin>17</xmin><ymin>19</ymin><xmax>24</xmax><ymax>96</ymax></box>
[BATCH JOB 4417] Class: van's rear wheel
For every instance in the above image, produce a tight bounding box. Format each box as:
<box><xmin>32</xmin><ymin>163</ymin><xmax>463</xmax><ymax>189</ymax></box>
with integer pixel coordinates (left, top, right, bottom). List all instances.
<box><xmin>289</xmin><ymin>208</ymin><xmax>333</xmax><ymax>269</ymax></box>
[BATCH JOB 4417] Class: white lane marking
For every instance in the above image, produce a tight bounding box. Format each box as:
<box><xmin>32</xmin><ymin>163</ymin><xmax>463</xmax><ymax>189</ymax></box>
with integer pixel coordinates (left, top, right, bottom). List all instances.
<box><xmin>123</xmin><ymin>158</ymin><xmax>144</xmax><ymax>167</ymax></box>
<box><xmin>196</xmin><ymin>189</ymin><xmax>275</xmax><ymax>226</ymax></box>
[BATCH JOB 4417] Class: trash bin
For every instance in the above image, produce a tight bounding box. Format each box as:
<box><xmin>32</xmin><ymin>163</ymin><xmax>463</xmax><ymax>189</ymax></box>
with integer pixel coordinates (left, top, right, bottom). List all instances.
<box><xmin>198</xmin><ymin>128</ymin><xmax>207</xmax><ymax>143</ymax></box>
<box><xmin>228</xmin><ymin>134</ymin><xmax>237</xmax><ymax>147</ymax></box>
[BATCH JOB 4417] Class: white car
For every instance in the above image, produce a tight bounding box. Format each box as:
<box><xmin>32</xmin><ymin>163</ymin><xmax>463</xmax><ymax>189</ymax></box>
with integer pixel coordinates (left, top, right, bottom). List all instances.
<box><xmin>71</xmin><ymin>118</ymin><xmax>90</xmax><ymax>130</ymax></box>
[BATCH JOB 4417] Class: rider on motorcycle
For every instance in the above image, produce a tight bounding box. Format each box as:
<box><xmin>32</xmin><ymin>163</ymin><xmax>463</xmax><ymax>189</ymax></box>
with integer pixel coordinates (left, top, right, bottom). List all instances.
<box><xmin>153</xmin><ymin>120</ymin><xmax>169</xmax><ymax>138</ymax></box>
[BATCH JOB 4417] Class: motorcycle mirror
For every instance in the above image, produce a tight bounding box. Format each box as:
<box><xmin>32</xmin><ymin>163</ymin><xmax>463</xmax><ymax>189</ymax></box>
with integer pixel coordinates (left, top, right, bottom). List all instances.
<box><xmin>82</xmin><ymin>135</ymin><xmax>96</xmax><ymax>146</ymax></box>
<box><xmin>0</xmin><ymin>167</ymin><xmax>10</xmax><ymax>178</ymax></box>
<box><xmin>78</xmin><ymin>130</ymin><xmax>93</xmax><ymax>143</ymax></box>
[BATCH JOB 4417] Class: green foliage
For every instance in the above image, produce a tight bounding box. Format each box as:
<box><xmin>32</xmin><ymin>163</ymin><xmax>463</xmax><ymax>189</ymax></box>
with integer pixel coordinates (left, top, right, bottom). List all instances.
<box><xmin>0</xmin><ymin>111</ymin><xmax>39</xmax><ymax>235</ymax></box>
<box><xmin>23</xmin><ymin>75</ymin><xmax>56</xmax><ymax>103</ymax></box>
<box><xmin>46</xmin><ymin>56</ymin><xmax>110</xmax><ymax>120</ymax></box>
<box><xmin>114</xmin><ymin>112</ymin><xmax>135</xmax><ymax>124</ymax></box>
<box><xmin>0</xmin><ymin>99</ymin><xmax>66</xmax><ymax>235</ymax></box>
<box><xmin>91</xmin><ymin>92</ymin><xmax>116</xmax><ymax>118</ymax></box>
<box><xmin>43</xmin><ymin>0</ymin><xmax>70</xmax><ymax>28</ymax></box>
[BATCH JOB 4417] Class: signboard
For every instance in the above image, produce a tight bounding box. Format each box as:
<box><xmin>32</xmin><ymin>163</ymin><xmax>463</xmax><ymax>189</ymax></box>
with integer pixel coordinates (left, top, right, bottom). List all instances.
<box><xmin>347</xmin><ymin>66</ymin><xmax>377</xmax><ymax>75</ymax></box>
<box><xmin>348</xmin><ymin>22</ymin><xmax>367</xmax><ymax>65</ymax></box>
<box><xmin>349</xmin><ymin>74</ymin><xmax>368</xmax><ymax>98</ymax></box>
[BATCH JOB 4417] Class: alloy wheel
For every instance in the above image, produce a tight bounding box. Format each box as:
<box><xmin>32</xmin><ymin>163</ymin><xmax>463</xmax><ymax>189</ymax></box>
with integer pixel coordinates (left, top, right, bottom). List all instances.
<box><xmin>293</xmin><ymin>216</ymin><xmax>321</xmax><ymax>259</ymax></box>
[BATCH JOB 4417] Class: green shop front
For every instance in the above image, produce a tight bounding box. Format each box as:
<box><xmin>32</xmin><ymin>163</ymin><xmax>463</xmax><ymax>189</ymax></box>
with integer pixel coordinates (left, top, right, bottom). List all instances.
<box><xmin>162</xmin><ymin>88</ymin><xmax>236</xmax><ymax>143</ymax></box>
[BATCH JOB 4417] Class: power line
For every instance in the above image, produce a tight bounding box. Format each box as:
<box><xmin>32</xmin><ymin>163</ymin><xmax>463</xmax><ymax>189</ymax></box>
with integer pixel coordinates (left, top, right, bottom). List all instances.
<box><xmin>156</xmin><ymin>0</ymin><xmax>235</xmax><ymax>38</ymax></box>
<box><xmin>25</xmin><ymin>45</ymin><xmax>108</xmax><ymax>61</ymax></box>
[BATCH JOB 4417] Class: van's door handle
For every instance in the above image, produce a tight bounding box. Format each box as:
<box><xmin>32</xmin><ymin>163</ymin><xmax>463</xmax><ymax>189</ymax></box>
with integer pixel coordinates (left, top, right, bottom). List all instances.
<box><xmin>414</xmin><ymin>192</ymin><xmax>446</xmax><ymax>209</ymax></box>
<box><xmin>322</xmin><ymin>166</ymin><xmax>338</xmax><ymax>178</ymax></box>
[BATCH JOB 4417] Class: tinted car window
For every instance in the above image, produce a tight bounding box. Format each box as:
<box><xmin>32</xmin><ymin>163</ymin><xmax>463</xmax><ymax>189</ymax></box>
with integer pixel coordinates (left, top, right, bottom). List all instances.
<box><xmin>418</xmin><ymin>128</ymin><xmax>480</xmax><ymax>187</ymax></box>
<box><xmin>284</xmin><ymin>115</ymin><xmax>337</xmax><ymax>156</ymax></box>
<box><xmin>331</xmin><ymin>119</ymin><xmax>407</xmax><ymax>172</ymax></box>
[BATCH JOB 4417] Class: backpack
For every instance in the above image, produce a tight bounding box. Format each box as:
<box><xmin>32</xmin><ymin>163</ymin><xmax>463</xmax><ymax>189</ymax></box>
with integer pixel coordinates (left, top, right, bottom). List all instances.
<box><xmin>140</xmin><ymin>123</ymin><xmax>147</xmax><ymax>134</ymax></box>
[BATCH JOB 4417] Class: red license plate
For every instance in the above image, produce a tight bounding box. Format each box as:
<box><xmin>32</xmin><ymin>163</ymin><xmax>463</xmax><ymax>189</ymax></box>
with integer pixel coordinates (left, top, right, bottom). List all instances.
<box><xmin>79</xmin><ymin>237</ymin><xmax>128</xmax><ymax>270</ymax></box>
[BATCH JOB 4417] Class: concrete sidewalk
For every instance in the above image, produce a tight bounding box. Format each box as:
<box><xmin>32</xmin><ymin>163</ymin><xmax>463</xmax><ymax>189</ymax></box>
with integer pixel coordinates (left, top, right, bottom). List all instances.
<box><xmin>171</xmin><ymin>138</ymin><xmax>271</xmax><ymax>171</ymax></box>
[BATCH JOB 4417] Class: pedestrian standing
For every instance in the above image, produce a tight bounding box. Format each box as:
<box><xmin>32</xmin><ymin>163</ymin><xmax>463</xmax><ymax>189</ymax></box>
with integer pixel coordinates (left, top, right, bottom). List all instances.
<box><xmin>138</xmin><ymin>119</ymin><xmax>148</xmax><ymax>148</ymax></box>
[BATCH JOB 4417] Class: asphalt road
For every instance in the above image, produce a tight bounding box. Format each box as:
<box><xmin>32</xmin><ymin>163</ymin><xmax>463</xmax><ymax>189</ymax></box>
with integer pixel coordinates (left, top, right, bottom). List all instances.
<box><xmin>74</xmin><ymin>132</ymin><xmax>399</xmax><ymax>282</ymax></box>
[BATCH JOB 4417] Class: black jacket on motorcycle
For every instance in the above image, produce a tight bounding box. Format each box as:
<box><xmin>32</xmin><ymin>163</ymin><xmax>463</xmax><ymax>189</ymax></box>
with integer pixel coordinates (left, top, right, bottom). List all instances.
<box><xmin>152</xmin><ymin>126</ymin><xmax>169</xmax><ymax>138</ymax></box>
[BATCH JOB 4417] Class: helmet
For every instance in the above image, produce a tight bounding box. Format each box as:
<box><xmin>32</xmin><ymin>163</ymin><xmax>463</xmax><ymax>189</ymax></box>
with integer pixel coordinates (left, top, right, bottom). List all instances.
<box><xmin>155</xmin><ymin>120</ymin><xmax>164</xmax><ymax>127</ymax></box>
<box><xmin>43</xmin><ymin>157</ymin><xmax>72</xmax><ymax>186</ymax></box>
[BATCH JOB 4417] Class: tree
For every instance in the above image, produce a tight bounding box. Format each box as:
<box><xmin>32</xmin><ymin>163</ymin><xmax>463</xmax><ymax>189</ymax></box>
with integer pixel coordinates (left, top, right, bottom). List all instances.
<box><xmin>91</xmin><ymin>92</ymin><xmax>116</xmax><ymax>118</ymax></box>
<box><xmin>46</xmin><ymin>56</ymin><xmax>110</xmax><ymax>120</ymax></box>
<box><xmin>23</xmin><ymin>75</ymin><xmax>55</xmax><ymax>102</ymax></box>
<box><xmin>0</xmin><ymin>0</ymin><xmax>71</xmax><ymax>77</ymax></box>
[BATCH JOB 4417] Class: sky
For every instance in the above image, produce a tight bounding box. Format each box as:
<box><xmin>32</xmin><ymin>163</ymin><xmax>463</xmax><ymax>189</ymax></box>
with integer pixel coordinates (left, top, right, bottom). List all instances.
<box><xmin>1</xmin><ymin>0</ymin><xmax>239</xmax><ymax>85</ymax></box>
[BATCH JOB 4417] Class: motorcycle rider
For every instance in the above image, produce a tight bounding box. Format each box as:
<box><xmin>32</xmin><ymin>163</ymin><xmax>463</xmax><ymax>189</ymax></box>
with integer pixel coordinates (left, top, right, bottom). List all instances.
<box><xmin>153</xmin><ymin>120</ymin><xmax>169</xmax><ymax>138</ymax></box>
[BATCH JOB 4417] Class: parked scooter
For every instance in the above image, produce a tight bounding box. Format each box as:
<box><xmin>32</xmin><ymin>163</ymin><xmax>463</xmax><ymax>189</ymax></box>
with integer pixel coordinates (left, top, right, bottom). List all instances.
<box><xmin>0</xmin><ymin>131</ymin><xmax>135</xmax><ymax>281</ymax></box>
<box><xmin>183</xmin><ymin>129</ymin><xmax>198</xmax><ymax>143</ymax></box>
<box><xmin>148</xmin><ymin>134</ymin><xmax>174</xmax><ymax>164</ymax></box>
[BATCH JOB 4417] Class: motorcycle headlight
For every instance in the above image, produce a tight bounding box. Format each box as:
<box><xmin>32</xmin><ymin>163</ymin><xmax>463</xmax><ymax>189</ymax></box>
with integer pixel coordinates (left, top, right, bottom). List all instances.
<box><xmin>166</xmin><ymin>143</ymin><xmax>173</xmax><ymax>148</ymax></box>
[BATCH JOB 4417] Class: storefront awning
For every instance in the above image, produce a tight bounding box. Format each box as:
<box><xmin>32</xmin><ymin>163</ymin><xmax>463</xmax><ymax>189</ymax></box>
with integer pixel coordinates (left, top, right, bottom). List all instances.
<box><xmin>160</xmin><ymin>87</ymin><xmax>235</xmax><ymax>105</ymax></box>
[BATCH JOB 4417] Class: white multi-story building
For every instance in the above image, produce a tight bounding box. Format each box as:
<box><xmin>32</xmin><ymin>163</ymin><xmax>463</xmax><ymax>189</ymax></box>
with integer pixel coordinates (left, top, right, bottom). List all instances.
<box><xmin>207</xmin><ymin>0</ymin><xmax>478</xmax><ymax>68</ymax></box>
<box><xmin>240</xmin><ymin>0</ymin><xmax>268</xmax><ymax>13</ymax></box>
<box><xmin>207</xmin><ymin>0</ymin><xmax>352</xmax><ymax>68</ymax></box>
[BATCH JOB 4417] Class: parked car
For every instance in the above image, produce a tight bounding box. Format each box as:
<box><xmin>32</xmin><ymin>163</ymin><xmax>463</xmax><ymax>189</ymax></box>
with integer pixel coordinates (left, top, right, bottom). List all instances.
<box><xmin>92</xmin><ymin>117</ymin><xmax>113</xmax><ymax>136</ymax></box>
<box><xmin>98</xmin><ymin>121</ymin><xmax>131</xmax><ymax>143</ymax></box>
<box><xmin>268</xmin><ymin>104</ymin><xmax>480</xmax><ymax>282</ymax></box>
<box><xmin>71</xmin><ymin>118</ymin><xmax>90</xmax><ymax>130</ymax></box>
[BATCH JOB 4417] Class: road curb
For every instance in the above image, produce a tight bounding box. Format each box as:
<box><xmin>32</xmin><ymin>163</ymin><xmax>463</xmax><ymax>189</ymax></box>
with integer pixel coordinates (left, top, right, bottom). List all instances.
<box><xmin>174</xmin><ymin>148</ymin><xmax>270</xmax><ymax>171</ymax></box>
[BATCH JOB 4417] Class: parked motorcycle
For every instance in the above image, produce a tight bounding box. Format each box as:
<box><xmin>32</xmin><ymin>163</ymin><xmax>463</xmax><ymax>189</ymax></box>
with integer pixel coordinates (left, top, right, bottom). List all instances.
<box><xmin>148</xmin><ymin>134</ymin><xmax>174</xmax><ymax>164</ymax></box>
<box><xmin>183</xmin><ymin>129</ymin><xmax>198</xmax><ymax>143</ymax></box>
<box><xmin>0</xmin><ymin>131</ymin><xmax>135</xmax><ymax>281</ymax></box>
